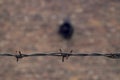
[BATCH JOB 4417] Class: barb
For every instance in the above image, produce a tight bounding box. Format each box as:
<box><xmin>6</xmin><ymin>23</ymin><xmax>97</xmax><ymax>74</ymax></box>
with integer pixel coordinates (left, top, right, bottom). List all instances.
<box><xmin>0</xmin><ymin>50</ymin><xmax>120</xmax><ymax>62</ymax></box>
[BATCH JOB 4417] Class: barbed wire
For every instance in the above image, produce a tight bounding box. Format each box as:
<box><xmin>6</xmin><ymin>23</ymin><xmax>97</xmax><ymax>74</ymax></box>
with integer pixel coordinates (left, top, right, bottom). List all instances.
<box><xmin>0</xmin><ymin>49</ymin><xmax>120</xmax><ymax>62</ymax></box>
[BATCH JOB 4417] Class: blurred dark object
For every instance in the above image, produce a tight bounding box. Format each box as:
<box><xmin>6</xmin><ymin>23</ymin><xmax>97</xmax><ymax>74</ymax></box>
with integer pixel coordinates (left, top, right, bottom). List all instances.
<box><xmin>58</xmin><ymin>20</ymin><xmax>74</xmax><ymax>40</ymax></box>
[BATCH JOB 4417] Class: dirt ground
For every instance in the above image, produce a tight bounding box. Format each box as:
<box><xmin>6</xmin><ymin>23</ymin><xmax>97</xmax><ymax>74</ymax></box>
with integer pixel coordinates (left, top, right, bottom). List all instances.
<box><xmin>0</xmin><ymin>0</ymin><xmax>120</xmax><ymax>80</ymax></box>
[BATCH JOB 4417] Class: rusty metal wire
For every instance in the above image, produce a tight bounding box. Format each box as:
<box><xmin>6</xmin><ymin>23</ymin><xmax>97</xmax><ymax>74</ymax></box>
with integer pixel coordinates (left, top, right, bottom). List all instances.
<box><xmin>0</xmin><ymin>49</ymin><xmax>120</xmax><ymax>62</ymax></box>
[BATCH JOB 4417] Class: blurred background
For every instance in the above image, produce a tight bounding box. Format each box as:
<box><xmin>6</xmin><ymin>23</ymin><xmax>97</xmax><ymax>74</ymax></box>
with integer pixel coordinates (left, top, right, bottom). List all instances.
<box><xmin>0</xmin><ymin>0</ymin><xmax>120</xmax><ymax>80</ymax></box>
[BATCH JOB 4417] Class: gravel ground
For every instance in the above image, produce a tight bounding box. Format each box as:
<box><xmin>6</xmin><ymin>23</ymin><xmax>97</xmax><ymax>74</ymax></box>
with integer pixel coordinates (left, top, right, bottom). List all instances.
<box><xmin>0</xmin><ymin>0</ymin><xmax>120</xmax><ymax>80</ymax></box>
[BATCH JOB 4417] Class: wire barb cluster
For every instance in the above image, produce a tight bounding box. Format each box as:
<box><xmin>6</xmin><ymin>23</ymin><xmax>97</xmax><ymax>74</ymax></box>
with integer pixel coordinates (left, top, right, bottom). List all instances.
<box><xmin>0</xmin><ymin>49</ymin><xmax>120</xmax><ymax>62</ymax></box>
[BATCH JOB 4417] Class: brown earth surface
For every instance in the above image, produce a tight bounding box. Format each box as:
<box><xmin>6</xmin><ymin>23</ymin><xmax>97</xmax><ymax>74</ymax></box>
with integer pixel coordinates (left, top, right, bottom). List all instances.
<box><xmin>0</xmin><ymin>0</ymin><xmax>120</xmax><ymax>80</ymax></box>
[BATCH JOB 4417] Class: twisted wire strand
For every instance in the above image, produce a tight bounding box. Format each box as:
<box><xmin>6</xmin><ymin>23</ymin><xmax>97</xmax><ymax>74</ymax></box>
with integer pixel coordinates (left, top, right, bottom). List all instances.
<box><xmin>0</xmin><ymin>50</ymin><xmax>120</xmax><ymax>62</ymax></box>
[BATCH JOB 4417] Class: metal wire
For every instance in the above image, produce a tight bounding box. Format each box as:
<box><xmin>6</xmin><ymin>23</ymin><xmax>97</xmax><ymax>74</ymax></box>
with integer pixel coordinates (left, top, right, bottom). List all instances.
<box><xmin>0</xmin><ymin>49</ymin><xmax>120</xmax><ymax>62</ymax></box>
